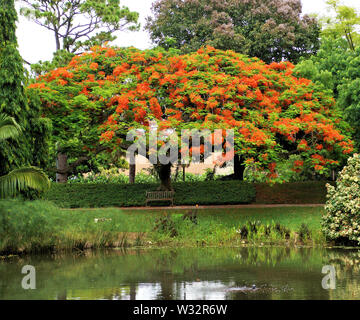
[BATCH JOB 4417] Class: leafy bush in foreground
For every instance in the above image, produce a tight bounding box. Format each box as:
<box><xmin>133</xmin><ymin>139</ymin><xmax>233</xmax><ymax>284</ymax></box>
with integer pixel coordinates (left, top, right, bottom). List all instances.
<box><xmin>323</xmin><ymin>154</ymin><xmax>360</xmax><ymax>245</ymax></box>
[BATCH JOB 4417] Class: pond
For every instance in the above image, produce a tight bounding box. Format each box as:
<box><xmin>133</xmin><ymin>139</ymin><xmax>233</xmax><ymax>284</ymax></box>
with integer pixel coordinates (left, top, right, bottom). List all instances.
<box><xmin>1</xmin><ymin>246</ymin><xmax>360</xmax><ymax>300</ymax></box>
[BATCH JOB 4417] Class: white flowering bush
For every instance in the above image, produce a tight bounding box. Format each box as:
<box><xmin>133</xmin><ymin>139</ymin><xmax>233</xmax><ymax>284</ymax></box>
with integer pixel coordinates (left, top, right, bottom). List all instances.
<box><xmin>322</xmin><ymin>154</ymin><xmax>360</xmax><ymax>245</ymax></box>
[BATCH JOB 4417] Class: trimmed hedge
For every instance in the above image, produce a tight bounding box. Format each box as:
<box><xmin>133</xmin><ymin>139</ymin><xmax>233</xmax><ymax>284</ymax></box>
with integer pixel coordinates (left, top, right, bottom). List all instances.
<box><xmin>43</xmin><ymin>181</ymin><xmax>332</xmax><ymax>208</ymax></box>
<box><xmin>44</xmin><ymin>181</ymin><xmax>256</xmax><ymax>208</ymax></box>
<box><xmin>254</xmin><ymin>181</ymin><xmax>334</xmax><ymax>204</ymax></box>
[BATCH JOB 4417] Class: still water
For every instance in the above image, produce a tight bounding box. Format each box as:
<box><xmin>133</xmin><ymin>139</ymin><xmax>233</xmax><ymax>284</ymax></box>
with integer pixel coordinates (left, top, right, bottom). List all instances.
<box><xmin>1</xmin><ymin>246</ymin><xmax>360</xmax><ymax>300</ymax></box>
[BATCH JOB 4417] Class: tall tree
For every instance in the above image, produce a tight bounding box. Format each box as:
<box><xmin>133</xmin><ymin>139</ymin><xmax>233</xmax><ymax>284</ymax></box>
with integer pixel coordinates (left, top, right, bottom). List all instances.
<box><xmin>29</xmin><ymin>46</ymin><xmax>353</xmax><ymax>189</ymax></box>
<box><xmin>295</xmin><ymin>1</ymin><xmax>360</xmax><ymax>146</ymax></box>
<box><xmin>145</xmin><ymin>0</ymin><xmax>320</xmax><ymax>64</ymax></box>
<box><xmin>321</xmin><ymin>0</ymin><xmax>360</xmax><ymax>51</ymax></box>
<box><xmin>0</xmin><ymin>0</ymin><xmax>51</xmax><ymax>177</ymax></box>
<box><xmin>20</xmin><ymin>0</ymin><xmax>140</xmax><ymax>53</ymax></box>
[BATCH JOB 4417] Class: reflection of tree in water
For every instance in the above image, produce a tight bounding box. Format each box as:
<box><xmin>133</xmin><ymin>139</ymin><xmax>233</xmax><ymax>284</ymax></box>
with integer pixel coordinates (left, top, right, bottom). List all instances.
<box><xmin>0</xmin><ymin>247</ymin><xmax>354</xmax><ymax>300</ymax></box>
<box><xmin>130</xmin><ymin>283</ymin><xmax>136</xmax><ymax>300</ymax></box>
<box><xmin>57</xmin><ymin>289</ymin><xmax>67</xmax><ymax>300</ymax></box>
<box><xmin>239</xmin><ymin>247</ymin><xmax>293</xmax><ymax>266</ymax></box>
<box><xmin>236</xmin><ymin>246</ymin><xmax>317</xmax><ymax>267</ymax></box>
<box><xmin>326</xmin><ymin>249</ymin><xmax>360</xmax><ymax>300</ymax></box>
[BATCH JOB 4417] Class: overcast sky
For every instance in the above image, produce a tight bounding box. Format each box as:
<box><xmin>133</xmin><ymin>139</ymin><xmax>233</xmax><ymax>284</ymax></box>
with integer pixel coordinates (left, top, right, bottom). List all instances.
<box><xmin>15</xmin><ymin>0</ymin><xmax>360</xmax><ymax>64</ymax></box>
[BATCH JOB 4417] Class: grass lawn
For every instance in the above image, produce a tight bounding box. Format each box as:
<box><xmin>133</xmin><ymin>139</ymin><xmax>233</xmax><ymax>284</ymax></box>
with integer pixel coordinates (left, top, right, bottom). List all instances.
<box><xmin>67</xmin><ymin>206</ymin><xmax>324</xmax><ymax>232</ymax></box>
<box><xmin>60</xmin><ymin>206</ymin><xmax>325</xmax><ymax>247</ymax></box>
<box><xmin>0</xmin><ymin>200</ymin><xmax>325</xmax><ymax>255</ymax></box>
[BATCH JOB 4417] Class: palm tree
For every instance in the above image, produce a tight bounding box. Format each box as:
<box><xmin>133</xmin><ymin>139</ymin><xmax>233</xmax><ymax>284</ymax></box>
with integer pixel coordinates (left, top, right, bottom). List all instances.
<box><xmin>0</xmin><ymin>113</ymin><xmax>21</xmax><ymax>140</ymax></box>
<box><xmin>0</xmin><ymin>114</ymin><xmax>50</xmax><ymax>198</ymax></box>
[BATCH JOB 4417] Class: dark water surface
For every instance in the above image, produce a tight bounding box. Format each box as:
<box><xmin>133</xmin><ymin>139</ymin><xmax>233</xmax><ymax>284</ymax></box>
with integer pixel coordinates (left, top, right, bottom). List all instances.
<box><xmin>1</xmin><ymin>247</ymin><xmax>360</xmax><ymax>300</ymax></box>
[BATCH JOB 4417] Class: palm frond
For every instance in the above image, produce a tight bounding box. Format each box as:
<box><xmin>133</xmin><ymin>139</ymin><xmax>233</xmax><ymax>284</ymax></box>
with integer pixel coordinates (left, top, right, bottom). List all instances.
<box><xmin>0</xmin><ymin>114</ymin><xmax>22</xmax><ymax>141</ymax></box>
<box><xmin>0</xmin><ymin>167</ymin><xmax>51</xmax><ymax>198</ymax></box>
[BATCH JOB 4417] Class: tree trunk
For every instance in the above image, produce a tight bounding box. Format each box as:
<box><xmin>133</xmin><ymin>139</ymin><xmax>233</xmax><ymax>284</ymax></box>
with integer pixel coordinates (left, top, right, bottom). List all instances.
<box><xmin>182</xmin><ymin>165</ymin><xmax>186</xmax><ymax>182</ymax></box>
<box><xmin>54</xmin><ymin>29</ymin><xmax>61</xmax><ymax>51</ymax></box>
<box><xmin>130</xmin><ymin>283</ymin><xmax>136</xmax><ymax>300</ymax></box>
<box><xmin>157</xmin><ymin>164</ymin><xmax>173</xmax><ymax>191</ymax></box>
<box><xmin>159</xmin><ymin>280</ymin><xmax>173</xmax><ymax>300</ymax></box>
<box><xmin>56</xmin><ymin>153</ymin><xmax>68</xmax><ymax>183</ymax></box>
<box><xmin>233</xmin><ymin>154</ymin><xmax>246</xmax><ymax>180</ymax></box>
<box><xmin>129</xmin><ymin>164</ymin><xmax>136</xmax><ymax>184</ymax></box>
<box><xmin>57</xmin><ymin>289</ymin><xmax>67</xmax><ymax>300</ymax></box>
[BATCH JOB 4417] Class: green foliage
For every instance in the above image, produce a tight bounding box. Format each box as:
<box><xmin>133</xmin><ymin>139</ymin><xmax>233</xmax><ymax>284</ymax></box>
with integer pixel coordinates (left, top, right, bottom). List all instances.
<box><xmin>153</xmin><ymin>213</ymin><xmax>178</xmax><ymax>237</ymax></box>
<box><xmin>321</xmin><ymin>0</ymin><xmax>360</xmax><ymax>51</ymax></box>
<box><xmin>245</xmin><ymin>155</ymin><xmax>314</xmax><ymax>183</ymax></box>
<box><xmin>0</xmin><ymin>112</ymin><xmax>51</xmax><ymax>199</ymax></box>
<box><xmin>20</xmin><ymin>0</ymin><xmax>140</xmax><ymax>53</ymax></box>
<box><xmin>0</xmin><ymin>167</ymin><xmax>51</xmax><ymax>199</ymax></box>
<box><xmin>172</xmin><ymin>181</ymin><xmax>255</xmax><ymax>206</ymax></box>
<box><xmin>0</xmin><ymin>115</ymin><xmax>49</xmax><ymax>200</ymax></box>
<box><xmin>294</xmin><ymin>37</ymin><xmax>350</xmax><ymax>94</ymax></box>
<box><xmin>323</xmin><ymin>154</ymin><xmax>360</xmax><ymax>245</ymax></box>
<box><xmin>145</xmin><ymin>0</ymin><xmax>320</xmax><ymax>63</ymax></box>
<box><xmin>236</xmin><ymin>221</ymin><xmax>292</xmax><ymax>242</ymax></box>
<box><xmin>274</xmin><ymin>223</ymin><xmax>291</xmax><ymax>239</ymax></box>
<box><xmin>298</xmin><ymin>223</ymin><xmax>311</xmax><ymax>242</ymax></box>
<box><xmin>44</xmin><ymin>180</ymin><xmax>331</xmax><ymax>208</ymax></box>
<box><xmin>294</xmin><ymin>1</ymin><xmax>360</xmax><ymax>147</ymax></box>
<box><xmin>44</xmin><ymin>181</ymin><xmax>256</xmax><ymax>208</ymax></box>
<box><xmin>0</xmin><ymin>200</ymin><xmax>60</xmax><ymax>254</ymax></box>
<box><xmin>0</xmin><ymin>113</ymin><xmax>21</xmax><ymax>141</ymax></box>
<box><xmin>0</xmin><ymin>199</ymin><xmax>152</xmax><ymax>254</ymax></box>
<box><xmin>68</xmin><ymin>168</ymin><xmax>228</xmax><ymax>184</ymax></box>
<box><xmin>0</xmin><ymin>0</ymin><xmax>51</xmax><ymax>176</ymax></box>
<box><xmin>30</xmin><ymin>50</ymin><xmax>75</xmax><ymax>76</ymax></box>
<box><xmin>0</xmin><ymin>201</ymin><xmax>326</xmax><ymax>255</ymax></box>
<box><xmin>335</xmin><ymin>50</ymin><xmax>360</xmax><ymax>144</ymax></box>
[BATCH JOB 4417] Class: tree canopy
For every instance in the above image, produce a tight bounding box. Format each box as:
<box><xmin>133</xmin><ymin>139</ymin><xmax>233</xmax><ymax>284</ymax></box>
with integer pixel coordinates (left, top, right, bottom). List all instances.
<box><xmin>295</xmin><ymin>1</ymin><xmax>360</xmax><ymax>146</ymax></box>
<box><xmin>29</xmin><ymin>45</ymin><xmax>354</xmax><ymax>187</ymax></box>
<box><xmin>321</xmin><ymin>0</ymin><xmax>360</xmax><ymax>51</ymax></box>
<box><xmin>145</xmin><ymin>0</ymin><xmax>320</xmax><ymax>64</ymax></box>
<box><xmin>20</xmin><ymin>0</ymin><xmax>140</xmax><ymax>53</ymax></box>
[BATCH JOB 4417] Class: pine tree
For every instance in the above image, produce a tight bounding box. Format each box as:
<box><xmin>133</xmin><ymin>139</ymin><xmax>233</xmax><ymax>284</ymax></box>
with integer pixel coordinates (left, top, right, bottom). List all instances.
<box><xmin>0</xmin><ymin>0</ymin><xmax>51</xmax><ymax>176</ymax></box>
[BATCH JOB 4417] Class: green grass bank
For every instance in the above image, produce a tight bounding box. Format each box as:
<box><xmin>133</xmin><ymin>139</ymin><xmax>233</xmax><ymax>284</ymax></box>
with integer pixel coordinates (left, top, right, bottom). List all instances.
<box><xmin>0</xmin><ymin>200</ymin><xmax>326</xmax><ymax>255</ymax></box>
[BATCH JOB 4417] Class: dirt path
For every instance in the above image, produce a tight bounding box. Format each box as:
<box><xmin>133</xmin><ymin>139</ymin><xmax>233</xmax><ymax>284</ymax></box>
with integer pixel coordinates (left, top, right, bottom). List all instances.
<box><xmin>65</xmin><ymin>204</ymin><xmax>325</xmax><ymax>211</ymax></box>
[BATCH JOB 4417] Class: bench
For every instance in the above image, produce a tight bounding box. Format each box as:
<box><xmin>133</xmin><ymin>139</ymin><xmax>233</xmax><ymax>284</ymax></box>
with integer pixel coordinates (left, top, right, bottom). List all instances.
<box><xmin>146</xmin><ymin>191</ymin><xmax>174</xmax><ymax>206</ymax></box>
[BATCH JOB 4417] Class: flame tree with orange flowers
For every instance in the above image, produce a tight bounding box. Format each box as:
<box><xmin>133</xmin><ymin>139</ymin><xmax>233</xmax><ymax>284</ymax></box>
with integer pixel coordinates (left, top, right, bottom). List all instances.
<box><xmin>29</xmin><ymin>45</ymin><xmax>354</xmax><ymax>189</ymax></box>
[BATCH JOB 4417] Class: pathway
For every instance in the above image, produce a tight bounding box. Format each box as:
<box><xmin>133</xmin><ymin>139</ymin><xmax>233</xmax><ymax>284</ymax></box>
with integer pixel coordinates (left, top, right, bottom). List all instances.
<box><xmin>66</xmin><ymin>204</ymin><xmax>325</xmax><ymax>211</ymax></box>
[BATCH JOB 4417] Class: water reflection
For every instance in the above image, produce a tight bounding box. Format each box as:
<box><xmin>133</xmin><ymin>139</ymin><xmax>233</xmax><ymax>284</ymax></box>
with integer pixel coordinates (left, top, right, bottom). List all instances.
<box><xmin>0</xmin><ymin>247</ymin><xmax>360</xmax><ymax>300</ymax></box>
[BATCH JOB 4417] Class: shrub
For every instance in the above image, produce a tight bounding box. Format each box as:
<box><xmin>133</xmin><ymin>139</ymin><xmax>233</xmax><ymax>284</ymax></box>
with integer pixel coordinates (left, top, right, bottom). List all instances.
<box><xmin>322</xmin><ymin>154</ymin><xmax>360</xmax><ymax>245</ymax></box>
<box><xmin>236</xmin><ymin>221</ymin><xmax>292</xmax><ymax>241</ymax></box>
<box><xmin>0</xmin><ymin>199</ymin><xmax>156</xmax><ymax>254</ymax></box>
<box><xmin>274</xmin><ymin>223</ymin><xmax>291</xmax><ymax>239</ymax></box>
<box><xmin>153</xmin><ymin>213</ymin><xmax>178</xmax><ymax>237</ymax></box>
<box><xmin>68</xmin><ymin>169</ymin><xmax>225</xmax><ymax>184</ymax></box>
<box><xmin>68</xmin><ymin>169</ymin><xmax>158</xmax><ymax>184</ymax></box>
<box><xmin>0</xmin><ymin>200</ymin><xmax>60</xmax><ymax>253</ymax></box>
<box><xmin>44</xmin><ymin>181</ymin><xmax>256</xmax><ymax>208</ymax></box>
<box><xmin>298</xmin><ymin>223</ymin><xmax>311</xmax><ymax>241</ymax></box>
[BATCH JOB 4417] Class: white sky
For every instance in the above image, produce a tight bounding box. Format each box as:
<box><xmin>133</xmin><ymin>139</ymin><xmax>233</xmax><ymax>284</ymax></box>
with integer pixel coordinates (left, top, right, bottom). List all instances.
<box><xmin>15</xmin><ymin>0</ymin><xmax>360</xmax><ymax>64</ymax></box>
